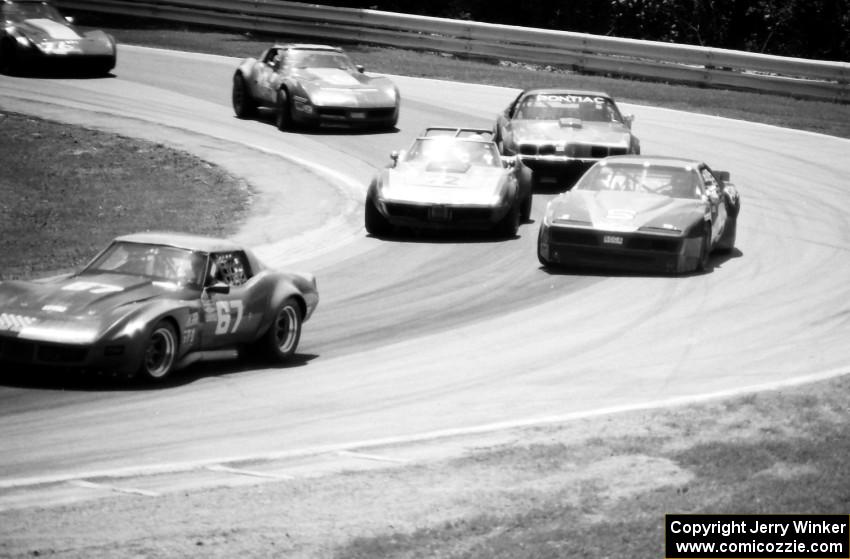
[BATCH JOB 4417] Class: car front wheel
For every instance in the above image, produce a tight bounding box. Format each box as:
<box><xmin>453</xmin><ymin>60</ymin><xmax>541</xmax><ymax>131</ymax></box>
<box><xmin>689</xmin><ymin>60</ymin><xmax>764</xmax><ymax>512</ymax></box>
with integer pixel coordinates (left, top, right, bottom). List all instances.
<box><xmin>232</xmin><ymin>73</ymin><xmax>257</xmax><ymax>119</ymax></box>
<box><xmin>265</xmin><ymin>297</ymin><xmax>302</xmax><ymax>362</ymax></box>
<box><xmin>138</xmin><ymin>320</ymin><xmax>178</xmax><ymax>381</ymax></box>
<box><xmin>276</xmin><ymin>89</ymin><xmax>293</xmax><ymax>131</ymax></box>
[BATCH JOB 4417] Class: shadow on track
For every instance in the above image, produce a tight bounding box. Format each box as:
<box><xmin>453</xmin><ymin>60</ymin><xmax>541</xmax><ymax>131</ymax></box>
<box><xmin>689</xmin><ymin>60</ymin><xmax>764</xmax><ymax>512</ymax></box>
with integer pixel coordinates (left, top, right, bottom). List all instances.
<box><xmin>0</xmin><ymin>352</ymin><xmax>319</xmax><ymax>391</ymax></box>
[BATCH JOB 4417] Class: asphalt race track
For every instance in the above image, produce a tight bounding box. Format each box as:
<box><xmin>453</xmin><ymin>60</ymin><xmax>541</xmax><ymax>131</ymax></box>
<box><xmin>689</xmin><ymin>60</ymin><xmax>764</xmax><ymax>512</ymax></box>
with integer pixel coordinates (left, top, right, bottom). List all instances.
<box><xmin>1</xmin><ymin>46</ymin><xmax>849</xmax><ymax>505</ymax></box>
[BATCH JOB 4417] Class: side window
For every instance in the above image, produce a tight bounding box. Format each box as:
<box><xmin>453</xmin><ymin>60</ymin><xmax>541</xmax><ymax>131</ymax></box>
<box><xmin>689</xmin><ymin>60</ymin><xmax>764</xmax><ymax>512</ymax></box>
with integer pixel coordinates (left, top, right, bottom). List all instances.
<box><xmin>264</xmin><ymin>48</ymin><xmax>281</xmax><ymax>66</ymax></box>
<box><xmin>210</xmin><ymin>252</ymin><xmax>252</xmax><ymax>287</ymax></box>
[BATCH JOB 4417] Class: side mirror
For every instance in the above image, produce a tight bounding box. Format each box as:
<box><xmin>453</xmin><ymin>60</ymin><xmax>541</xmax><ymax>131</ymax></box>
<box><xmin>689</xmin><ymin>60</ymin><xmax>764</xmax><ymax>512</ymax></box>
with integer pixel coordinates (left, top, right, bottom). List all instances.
<box><xmin>501</xmin><ymin>156</ymin><xmax>517</xmax><ymax>168</ymax></box>
<box><xmin>716</xmin><ymin>170</ymin><xmax>730</xmax><ymax>182</ymax></box>
<box><xmin>390</xmin><ymin>150</ymin><xmax>399</xmax><ymax>164</ymax></box>
<box><xmin>65</xmin><ymin>16</ymin><xmax>75</xmax><ymax>24</ymax></box>
<box><xmin>356</xmin><ymin>64</ymin><xmax>365</xmax><ymax>73</ymax></box>
<box><xmin>205</xmin><ymin>281</ymin><xmax>230</xmax><ymax>295</ymax></box>
<box><xmin>623</xmin><ymin>114</ymin><xmax>635</xmax><ymax>128</ymax></box>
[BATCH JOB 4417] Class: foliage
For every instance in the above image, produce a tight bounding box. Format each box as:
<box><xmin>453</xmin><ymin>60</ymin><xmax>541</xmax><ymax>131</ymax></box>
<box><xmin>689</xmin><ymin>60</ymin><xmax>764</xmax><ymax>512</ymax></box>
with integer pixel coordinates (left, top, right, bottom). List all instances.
<box><xmin>311</xmin><ymin>0</ymin><xmax>849</xmax><ymax>61</ymax></box>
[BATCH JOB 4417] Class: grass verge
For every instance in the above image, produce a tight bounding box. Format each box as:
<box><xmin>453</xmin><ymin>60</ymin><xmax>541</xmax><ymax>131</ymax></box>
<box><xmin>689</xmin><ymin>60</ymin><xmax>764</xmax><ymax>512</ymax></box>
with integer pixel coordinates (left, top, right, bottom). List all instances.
<box><xmin>0</xmin><ymin>111</ymin><xmax>249</xmax><ymax>280</ymax></box>
<box><xmin>1</xmin><ymin>376</ymin><xmax>847</xmax><ymax>558</ymax></box>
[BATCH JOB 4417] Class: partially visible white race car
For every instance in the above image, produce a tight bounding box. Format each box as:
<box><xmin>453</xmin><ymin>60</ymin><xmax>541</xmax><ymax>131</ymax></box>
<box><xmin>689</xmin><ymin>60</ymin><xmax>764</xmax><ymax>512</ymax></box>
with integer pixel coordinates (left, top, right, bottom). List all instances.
<box><xmin>365</xmin><ymin>127</ymin><xmax>532</xmax><ymax>238</ymax></box>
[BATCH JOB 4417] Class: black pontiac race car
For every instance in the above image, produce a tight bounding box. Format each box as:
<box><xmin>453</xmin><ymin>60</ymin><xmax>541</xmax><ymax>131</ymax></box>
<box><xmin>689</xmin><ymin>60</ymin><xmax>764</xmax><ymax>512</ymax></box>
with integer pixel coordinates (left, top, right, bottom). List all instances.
<box><xmin>537</xmin><ymin>156</ymin><xmax>741</xmax><ymax>274</ymax></box>
<box><xmin>494</xmin><ymin>89</ymin><xmax>640</xmax><ymax>189</ymax></box>
<box><xmin>0</xmin><ymin>233</ymin><xmax>319</xmax><ymax>381</ymax></box>
<box><xmin>0</xmin><ymin>0</ymin><xmax>116</xmax><ymax>75</ymax></box>
<box><xmin>232</xmin><ymin>43</ymin><xmax>400</xmax><ymax>130</ymax></box>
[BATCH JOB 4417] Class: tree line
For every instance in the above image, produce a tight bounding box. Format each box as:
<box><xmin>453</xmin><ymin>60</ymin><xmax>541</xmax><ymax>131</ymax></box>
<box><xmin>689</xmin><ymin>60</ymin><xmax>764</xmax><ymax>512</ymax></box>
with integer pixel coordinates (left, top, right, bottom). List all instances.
<box><xmin>315</xmin><ymin>0</ymin><xmax>849</xmax><ymax>62</ymax></box>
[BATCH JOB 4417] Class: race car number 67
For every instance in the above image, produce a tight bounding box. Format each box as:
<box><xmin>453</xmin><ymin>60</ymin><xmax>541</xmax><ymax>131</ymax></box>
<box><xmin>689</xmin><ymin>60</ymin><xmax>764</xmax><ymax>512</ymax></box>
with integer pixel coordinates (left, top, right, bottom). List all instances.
<box><xmin>215</xmin><ymin>300</ymin><xmax>244</xmax><ymax>334</ymax></box>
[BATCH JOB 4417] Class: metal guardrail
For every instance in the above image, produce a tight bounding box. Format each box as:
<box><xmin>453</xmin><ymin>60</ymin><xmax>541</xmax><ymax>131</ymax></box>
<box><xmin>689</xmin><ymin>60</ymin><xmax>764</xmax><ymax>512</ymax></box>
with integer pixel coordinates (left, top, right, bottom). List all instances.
<box><xmin>58</xmin><ymin>0</ymin><xmax>850</xmax><ymax>102</ymax></box>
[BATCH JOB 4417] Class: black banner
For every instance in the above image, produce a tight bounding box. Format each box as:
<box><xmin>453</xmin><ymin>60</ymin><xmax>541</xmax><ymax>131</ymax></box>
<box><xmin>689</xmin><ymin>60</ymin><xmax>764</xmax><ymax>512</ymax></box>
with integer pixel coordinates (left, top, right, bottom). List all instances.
<box><xmin>666</xmin><ymin>514</ymin><xmax>849</xmax><ymax>558</ymax></box>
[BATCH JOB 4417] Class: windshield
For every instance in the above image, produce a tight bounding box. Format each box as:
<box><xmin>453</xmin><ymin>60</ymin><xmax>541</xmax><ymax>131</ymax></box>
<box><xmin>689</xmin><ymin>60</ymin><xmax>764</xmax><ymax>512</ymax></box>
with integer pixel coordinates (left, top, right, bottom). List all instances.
<box><xmin>576</xmin><ymin>163</ymin><xmax>702</xmax><ymax>199</ymax></box>
<box><xmin>404</xmin><ymin>138</ymin><xmax>502</xmax><ymax>168</ymax></box>
<box><xmin>290</xmin><ymin>50</ymin><xmax>356</xmax><ymax>71</ymax></box>
<box><xmin>514</xmin><ymin>93</ymin><xmax>624</xmax><ymax>123</ymax></box>
<box><xmin>2</xmin><ymin>1</ymin><xmax>64</xmax><ymax>22</ymax></box>
<box><xmin>83</xmin><ymin>242</ymin><xmax>208</xmax><ymax>289</ymax></box>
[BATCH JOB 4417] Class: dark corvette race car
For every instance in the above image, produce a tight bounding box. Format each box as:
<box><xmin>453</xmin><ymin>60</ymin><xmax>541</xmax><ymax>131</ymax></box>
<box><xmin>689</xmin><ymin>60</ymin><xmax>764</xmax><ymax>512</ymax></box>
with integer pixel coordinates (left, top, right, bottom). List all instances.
<box><xmin>232</xmin><ymin>43</ymin><xmax>400</xmax><ymax>130</ymax></box>
<box><xmin>494</xmin><ymin>89</ymin><xmax>640</xmax><ymax>189</ymax></box>
<box><xmin>0</xmin><ymin>0</ymin><xmax>116</xmax><ymax>75</ymax></box>
<box><xmin>0</xmin><ymin>233</ymin><xmax>319</xmax><ymax>380</ymax></box>
<box><xmin>537</xmin><ymin>156</ymin><xmax>741</xmax><ymax>273</ymax></box>
<box><xmin>365</xmin><ymin>127</ymin><xmax>531</xmax><ymax>237</ymax></box>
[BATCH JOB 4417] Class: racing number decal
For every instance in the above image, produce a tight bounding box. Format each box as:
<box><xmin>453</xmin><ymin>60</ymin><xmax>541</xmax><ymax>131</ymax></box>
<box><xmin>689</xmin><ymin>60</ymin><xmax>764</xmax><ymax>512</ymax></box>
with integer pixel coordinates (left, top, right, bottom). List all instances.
<box><xmin>215</xmin><ymin>300</ymin><xmax>244</xmax><ymax>335</ymax></box>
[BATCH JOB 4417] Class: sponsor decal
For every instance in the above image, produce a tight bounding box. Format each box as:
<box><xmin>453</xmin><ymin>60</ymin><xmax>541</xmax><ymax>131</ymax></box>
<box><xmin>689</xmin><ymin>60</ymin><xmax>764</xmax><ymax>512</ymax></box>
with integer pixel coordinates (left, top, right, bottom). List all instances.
<box><xmin>0</xmin><ymin>313</ymin><xmax>37</xmax><ymax>332</ymax></box>
<box><xmin>42</xmin><ymin>304</ymin><xmax>67</xmax><ymax>313</ymax></box>
<box><xmin>535</xmin><ymin>94</ymin><xmax>606</xmax><ymax>104</ymax></box>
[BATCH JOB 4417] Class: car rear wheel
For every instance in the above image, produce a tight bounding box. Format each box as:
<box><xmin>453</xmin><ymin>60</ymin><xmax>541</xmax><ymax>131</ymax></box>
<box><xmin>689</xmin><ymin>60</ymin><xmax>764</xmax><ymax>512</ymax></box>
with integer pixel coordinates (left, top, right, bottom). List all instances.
<box><xmin>265</xmin><ymin>297</ymin><xmax>302</xmax><ymax>362</ymax></box>
<box><xmin>232</xmin><ymin>73</ymin><xmax>257</xmax><ymax>119</ymax></box>
<box><xmin>275</xmin><ymin>89</ymin><xmax>293</xmax><ymax>131</ymax></box>
<box><xmin>697</xmin><ymin>224</ymin><xmax>712</xmax><ymax>272</ymax></box>
<box><xmin>716</xmin><ymin>217</ymin><xmax>737</xmax><ymax>253</ymax></box>
<box><xmin>138</xmin><ymin>321</ymin><xmax>177</xmax><ymax>381</ymax></box>
<box><xmin>520</xmin><ymin>193</ymin><xmax>532</xmax><ymax>222</ymax></box>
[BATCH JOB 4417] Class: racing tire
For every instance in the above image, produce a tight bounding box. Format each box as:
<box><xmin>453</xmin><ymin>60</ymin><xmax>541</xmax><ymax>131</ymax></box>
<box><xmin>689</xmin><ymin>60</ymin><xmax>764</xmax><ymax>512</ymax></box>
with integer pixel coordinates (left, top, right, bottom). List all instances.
<box><xmin>138</xmin><ymin>320</ymin><xmax>178</xmax><ymax>381</ymax></box>
<box><xmin>696</xmin><ymin>224</ymin><xmax>712</xmax><ymax>273</ymax></box>
<box><xmin>0</xmin><ymin>40</ymin><xmax>17</xmax><ymax>75</ymax></box>
<box><xmin>365</xmin><ymin>196</ymin><xmax>392</xmax><ymax>237</ymax></box>
<box><xmin>520</xmin><ymin>193</ymin><xmax>533</xmax><ymax>222</ymax></box>
<box><xmin>264</xmin><ymin>297</ymin><xmax>302</xmax><ymax>362</ymax></box>
<box><xmin>496</xmin><ymin>204</ymin><xmax>521</xmax><ymax>239</ymax></box>
<box><xmin>275</xmin><ymin>89</ymin><xmax>293</xmax><ymax>131</ymax></box>
<box><xmin>724</xmin><ymin>191</ymin><xmax>741</xmax><ymax>219</ymax></box>
<box><xmin>232</xmin><ymin>73</ymin><xmax>257</xmax><ymax>119</ymax></box>
<box><xmin>716</xmin><ymin>217</ymin><xmax>737</xmax><ymax>253</ymax></box>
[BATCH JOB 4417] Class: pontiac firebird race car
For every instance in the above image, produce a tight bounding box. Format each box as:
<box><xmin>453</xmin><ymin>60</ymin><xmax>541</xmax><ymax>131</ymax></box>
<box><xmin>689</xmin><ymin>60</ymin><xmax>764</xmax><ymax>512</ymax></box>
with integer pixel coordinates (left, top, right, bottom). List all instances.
<box><xmin>494</xmin><ymin>89</ymin><xmax>640</xmax><ymax>188</ymax></box>
<box><xmin>537</xmin><ymin>156</ymin><xmax>741</xmax><ymax>273</ymax></box>
<box><xmin>0</xmin><ymin>0</ymin><xmax>116</xmax><ymax>75</ymax></box>
<box><xmin>364</xmin><ymin>127</ymin><xmax>532</xmax><ymax>237</ymax></box>
<box><xmin>0</xmin><ymin>233</ymin><xmax>319</xmax><ymax>381</ymax></box>
<box><xmin>231</xmin><ymin>43</ymin><xmax>400</xmax><ymax>130</ymax></box>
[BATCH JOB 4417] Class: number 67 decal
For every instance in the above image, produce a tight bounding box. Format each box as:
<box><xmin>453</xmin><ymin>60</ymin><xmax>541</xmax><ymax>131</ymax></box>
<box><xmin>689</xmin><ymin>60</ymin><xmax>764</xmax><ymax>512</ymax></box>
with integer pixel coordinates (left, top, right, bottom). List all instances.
<box><xmin>215</xmin><ymin>300</ymin><xmax>244</xmax><ymax>334</ymax></box>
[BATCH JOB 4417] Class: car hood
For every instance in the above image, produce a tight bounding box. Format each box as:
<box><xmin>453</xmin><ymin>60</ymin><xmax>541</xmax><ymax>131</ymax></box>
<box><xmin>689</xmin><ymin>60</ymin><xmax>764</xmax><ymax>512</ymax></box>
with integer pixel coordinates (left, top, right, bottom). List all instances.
<box><xmin>0</xmin><ymin>273</ymin><xmax>191</xmax><ymax>327</ymax></box>
<box><xmin>15</xmin><ymin>18</ymin><xmax>81</xmax><ymax>41</ymax></box>
<box><xmin>295</xmin><ymin>69</ymin><xmax>396</xmax><ymax>106</ymax></box>
<box><xmin>511</xmin><ymin>120</ymin><xmax>632</xmax><ymax>146</ymax></box>
<box><xmin>382</xmin><ymin>164</ymin><xmax>509</xmax><ymax>205</ymax></box>
<box><xmin>548</xmin><ymin>191</ymin><xmax>705</xmax><ymax>232</ymax></box>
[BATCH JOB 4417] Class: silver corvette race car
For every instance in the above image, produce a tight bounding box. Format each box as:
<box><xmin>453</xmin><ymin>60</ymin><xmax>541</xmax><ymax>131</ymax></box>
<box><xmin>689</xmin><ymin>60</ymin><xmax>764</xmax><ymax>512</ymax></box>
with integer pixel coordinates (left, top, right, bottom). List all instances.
<box><xmin>232</xmin><ymin>43</ymin><xmax>400</xmax><ymax>130</ymax></box>
<box><xmin>0</xmin><ymin>0</ymin><xmax>116</xmax><ymax>75</ymax></box>
<box><xmin>494</xmin><ymin>89</ymin><xmax>640</xmax><ymax>188</ymax></box>
<box><xmin>0</xmin><ymin>233</ymin><xmax>319</xmax><ymax>381</ymax></box>
<box><xmin>538</xmin><ymin>156</ymin><xmax>740</xmax><ymax>274</ymax></box>
<box><xmin>365</xmin><ymin>127</ymin><xmax>532</xmax><ymax>237</ymax></box>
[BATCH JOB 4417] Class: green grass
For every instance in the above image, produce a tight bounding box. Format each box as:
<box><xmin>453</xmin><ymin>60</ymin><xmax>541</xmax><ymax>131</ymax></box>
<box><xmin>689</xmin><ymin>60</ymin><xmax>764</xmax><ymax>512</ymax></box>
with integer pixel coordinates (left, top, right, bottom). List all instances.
<box><xmin>88</xmin><ymin>19</ymin><xmax>850</xmax><ymax>140</ymax></box>
<box><xmin>0</xmin><ymin>112</ymin><xmax>249</xmax><ymax>280</ymax></box>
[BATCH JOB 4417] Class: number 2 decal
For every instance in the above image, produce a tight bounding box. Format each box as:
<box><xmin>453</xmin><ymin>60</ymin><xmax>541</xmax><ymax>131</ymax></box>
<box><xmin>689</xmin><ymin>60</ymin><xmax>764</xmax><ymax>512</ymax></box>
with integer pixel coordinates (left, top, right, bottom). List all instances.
<box><xmin>215</xmin><ymin>300</ymin><xmax>244</xmax><ymax>334</ymax></box>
